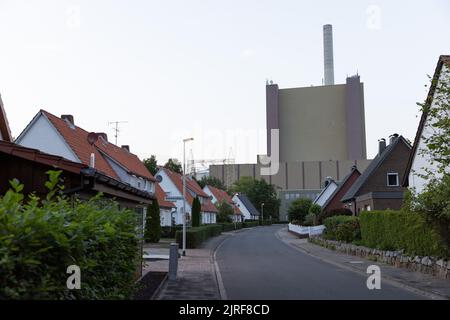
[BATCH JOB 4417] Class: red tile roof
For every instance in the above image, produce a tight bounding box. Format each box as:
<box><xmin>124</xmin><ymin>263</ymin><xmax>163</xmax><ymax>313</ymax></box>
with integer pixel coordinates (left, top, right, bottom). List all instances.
<box><xmin>155</xmin><ymin>183</ymin><xmax>175</xmax><ymax>209</ymax></box>
<box><xmin>206</xmin><ymin>185</ymin><xmax>241</xmax><ymax>214</ymax></box>
<box><xmin>160</xmin><ymin>168</ymin><xmax>218</xmax><ymax>213</ymax></box>
<box><xmin>41</xmin><ymin>110</ymin><xmax>154</xmax><ymax>182</ymax></box>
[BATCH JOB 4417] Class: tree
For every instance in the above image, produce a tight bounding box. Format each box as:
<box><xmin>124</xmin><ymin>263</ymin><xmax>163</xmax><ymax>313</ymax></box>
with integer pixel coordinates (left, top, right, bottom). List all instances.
<box><xmin>143</xmin><ymin>155</ymin><xmax>158</xmax><ymax>175</ymax></box>
<box><xmin>216</xmin><ymin>200</ymin><xmax>233</xmax><ymax>223</ymax></box>
<box><xmin>416</xmin><ymin>69</ymin><xmax>450</xmax><ymax>178</ymax></box>
<box><xmin>197</xmin><ymin>176</ymin><xmax>226</xmax><ymax>190</ymax></box>
<box><xmin>230</xmin><ymin>176</ymin><xmax>280</xmax><ymax>220</ymax></box>
<box><xmin>164</xmin><ymin>158</ymin><xmax>183</xmax><ymax>174</ymax></box>
<box><xmin>288</xmin><ymin>198</ymin><xmax>313</xmax><ymax>224</ymax></box>
<box><xmin>405</xmin><ymin>174</ymin><xmax>450</xmax><ymax>252</ymax></box>
<box><xmin>145</xmin><ymin>199</ymin><xmax>161</xmax><ymax>243</ymax></box>
<box><xmin>191</xmin><ymin>196</ymin><xmax>201</xmax><ymax>227</ymax></box>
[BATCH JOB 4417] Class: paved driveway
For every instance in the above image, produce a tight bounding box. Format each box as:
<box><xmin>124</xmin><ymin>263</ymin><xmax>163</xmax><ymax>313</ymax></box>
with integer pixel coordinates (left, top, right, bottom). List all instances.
<box><xmin>216</xmin><ymin>225</ymin><xmax>426</xmax><ymax>300</ymax></box>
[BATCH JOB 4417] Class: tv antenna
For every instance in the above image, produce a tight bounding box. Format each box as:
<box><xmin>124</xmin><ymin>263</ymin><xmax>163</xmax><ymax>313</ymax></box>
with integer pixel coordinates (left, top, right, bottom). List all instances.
<box><xmin>108</xmin><ymin>121</ymin><xmax>128</xmax><ymax>145</ymax></box>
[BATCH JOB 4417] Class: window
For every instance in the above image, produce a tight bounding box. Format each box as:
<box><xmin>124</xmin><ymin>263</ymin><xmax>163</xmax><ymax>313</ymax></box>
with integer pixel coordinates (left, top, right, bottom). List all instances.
<box><xmin>387</xmin><ymin>173</ymin><xmax>399</xmax><ymax>186</ymax></box>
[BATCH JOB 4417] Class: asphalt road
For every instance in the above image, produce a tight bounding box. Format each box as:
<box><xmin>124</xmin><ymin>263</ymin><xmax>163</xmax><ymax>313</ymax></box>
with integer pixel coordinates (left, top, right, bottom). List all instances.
<box><xmin>216</xmin><ymin>225</ymin><xmax>426</xmax><ymax>300</ymax></box>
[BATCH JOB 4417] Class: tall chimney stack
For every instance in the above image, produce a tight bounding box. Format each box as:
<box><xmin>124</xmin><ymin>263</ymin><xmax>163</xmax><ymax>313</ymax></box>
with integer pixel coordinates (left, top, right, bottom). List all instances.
<box><xmin>323</xmin><ymin>24</ymin><xmax>335</xmax><ymax>86</ymax></box>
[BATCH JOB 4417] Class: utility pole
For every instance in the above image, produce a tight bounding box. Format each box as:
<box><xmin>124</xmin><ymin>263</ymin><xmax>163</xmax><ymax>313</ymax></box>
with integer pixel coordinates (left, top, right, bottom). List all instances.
<box><xmin>108</xmin><ymin>121</ymin><xmax>128</xmax><ymax>145</ymax></box>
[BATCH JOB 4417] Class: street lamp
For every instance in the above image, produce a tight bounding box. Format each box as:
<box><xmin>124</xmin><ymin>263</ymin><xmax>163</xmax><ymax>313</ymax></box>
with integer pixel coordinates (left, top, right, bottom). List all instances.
<box><xmin>182</xmin><ymin>137</ymin><xmax>194</xmax><ymax>256</ymax></box>
<box><xmin>261</xmin><ymin>203</ymin><xmax>264</xmax><ymax>225</ymax></box>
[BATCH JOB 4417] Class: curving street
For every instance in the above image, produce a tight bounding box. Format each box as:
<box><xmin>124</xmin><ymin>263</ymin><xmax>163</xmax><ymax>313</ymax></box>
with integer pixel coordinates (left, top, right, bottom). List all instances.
<box><xmin>215</xmin><ymin>225</ymin><xmax>426</xmax><ymax>300</ymax></box>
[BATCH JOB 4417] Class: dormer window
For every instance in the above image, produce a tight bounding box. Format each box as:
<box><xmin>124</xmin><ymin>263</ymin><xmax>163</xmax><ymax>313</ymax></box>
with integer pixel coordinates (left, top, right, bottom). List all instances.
<box><xmin>387</xmin><ymin>173</ymin><xmax>399</xmax><ymax>187</ymax></box>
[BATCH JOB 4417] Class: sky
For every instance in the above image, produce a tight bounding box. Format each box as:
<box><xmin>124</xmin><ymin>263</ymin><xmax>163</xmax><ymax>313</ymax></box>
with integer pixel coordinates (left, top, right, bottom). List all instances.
<box><xmin>1</xmin><ymin>0</ymin><xmax>449</xmax><ymax>167</ymax></box>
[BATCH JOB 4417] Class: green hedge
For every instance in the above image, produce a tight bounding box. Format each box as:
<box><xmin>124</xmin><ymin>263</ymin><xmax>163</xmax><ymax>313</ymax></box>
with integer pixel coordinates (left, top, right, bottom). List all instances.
<box><xmin>175</xmin><ymin>224</ymin><xmax>222</xmax><ymax>248</ymax></box>
<box><xmin>360</xmin><ymin>210</ymin><xmax>446</xmax><ymax>257</ymax></box>
<box><xmin>220</xmin><ymin>222</ymin><xmax>243</xmax><ymax>232</ymax></box>
<box><xmin>0</xmin><ymin>175</ymin><xmax>140</xmax><ymax>299</ymax></box>
<box><xmin>324</xmin><ymin>215</ymin><xmax>360</xmax><ymax>243</ymax></box>
<box><xmin>243</xmin><ymin>221</ymin><xmax>259</xmax><ymax>228</ymax></box>
<box><xmin>261</xmin><ymin>220</ymin><xmax>272</xmax><ymax>226</ymax></box>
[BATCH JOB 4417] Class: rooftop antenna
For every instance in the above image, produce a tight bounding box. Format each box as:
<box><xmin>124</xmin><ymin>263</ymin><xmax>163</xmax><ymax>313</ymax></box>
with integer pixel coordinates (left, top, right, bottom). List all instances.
<box><xmin>108</xmin><ymin>121</ymin><xmax>128</xmax><ymax>145</ymax></box>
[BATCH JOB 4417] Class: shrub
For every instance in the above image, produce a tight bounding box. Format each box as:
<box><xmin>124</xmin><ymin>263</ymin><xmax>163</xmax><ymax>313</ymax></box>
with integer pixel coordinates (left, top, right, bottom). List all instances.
<box><xmin>175</xmin><ymin>224</ymin><xmax>222</xmax><ymax>248</ymax></box>
<box><xmin>324</xmin><ymin>215</ymin><xmax>360</xmax><ymax>242</ymax></box>
<box><xmin>144</xmin><ymin>199</ymin><xmax>161</xmax><ymax>243</ymax></box>
<box><xmin>243</xmin><ymin>221</ymin><xmax>259</xmax><ymax>228</ymax></box>
<box><xmin>220</xmin><ymin>222</ymin><xmax>243</xmax><ymax>232</ymax></box>
<box><xmin>191</xmin><ymin>197</ymin><xmax>201</xmax><ymax>227</ymax></box>
<box><xmin>360</xmin><ymin>210</ymin><xmax>447</xmax><ymax>257</ymax></box>
<box><xmin>0</xmin><ymin>173</ymin><xmax>140</xmax><ymax>299</ymax></box>
<box><xmin>216</xmin><ymin>201</ymin><xmax>233</xmax><ymax>223</ymax></box>
<box><xmin>288</xmin><ymin>198</ymin><xmax>312</xmax><ymax>223</ymax></box>
<box><xmin>303</xmin><ymin>213</ymin><xmax>316</xmax><ymax>226</ymax></box>
<box><xmin>318</xmin><ymin>208</ymin><xmax>352</xmax><ymax>224</ymax></box>
<box><xmin>261</xmin><ymin>220</ymin><xmax>272</xmax><ymax>226</ymax></box>
<box><xmin>161</xmin><ymin>225</ymin><xmax>182</xmax><ymax>238</ymax></box>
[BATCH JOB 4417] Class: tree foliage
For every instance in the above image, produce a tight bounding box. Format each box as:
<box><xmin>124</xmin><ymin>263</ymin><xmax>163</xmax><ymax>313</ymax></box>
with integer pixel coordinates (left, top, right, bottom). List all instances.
<box><xmin>197</xmin><ymin>176</ymin><xmax>226</xmax><ymax>190</ymax></box>
<box><xmin>230</xmin><ymin>176</ymin><xmax>280</xmax><ymax>220</ymax></box>
<box><xmin>288</xmin><ymin>198</ymin><xmax>313</xmax><ymax>223</ymax></box>
<box><xmin>164</xmin><ymin>158</ymin><xmax>183</xmax><ymax>174</ymax></box>
<box><xmin>142</xmin><ymin>155</ymin><xmax>158</xmax><ymax>176</ymax></box>
<box><xmin>417</xmin><ymin>69</ymin><xmax>450</xmax><ymax>178</ymax></box>
<box><xmin>191</xmin><ymin>196</ymin><xmax>201</xmax><ymax>227</ymax></box>
<box><xmin>145</xmin><ymin>198</ymin><xmax>161</xmax><ymax>243</ymax></box>
<box><xmin>216</xmin><ymin>200</ymin><xmax>233</xmax><ymax>223</ymax></box>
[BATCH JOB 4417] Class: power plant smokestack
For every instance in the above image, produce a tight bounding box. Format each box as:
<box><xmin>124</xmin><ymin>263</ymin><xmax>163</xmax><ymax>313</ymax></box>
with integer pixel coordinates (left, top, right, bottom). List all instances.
<box><xmin>323</xmin><ymin>24</ymin><xmax>335</xmax><ymax>85</ymax></box>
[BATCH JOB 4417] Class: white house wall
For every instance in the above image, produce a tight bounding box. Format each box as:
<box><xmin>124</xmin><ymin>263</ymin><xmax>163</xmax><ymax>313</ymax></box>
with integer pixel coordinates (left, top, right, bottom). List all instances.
<box><xmin>156</xmin><ymin>169</ymin><xmax>191</xmax><ymax>225</ymax></box>
<box><xmin>16</xmin><ymin>114</ymin><xmax>79</xmax><ymax>162</ymax></box>
<box><xmin>409</xmin><ymin>65</ymin><xmax>450</xmax><ymax>194</ymax></box>
<box><xmin>203</xmin><ymin>186</ymin><xmax>218</xmax><ymax>203</ymax></box>
<box><xmin>232</xmin><ymin>195</ymin><xmax>252</xmax><ymax>220</ymax></box>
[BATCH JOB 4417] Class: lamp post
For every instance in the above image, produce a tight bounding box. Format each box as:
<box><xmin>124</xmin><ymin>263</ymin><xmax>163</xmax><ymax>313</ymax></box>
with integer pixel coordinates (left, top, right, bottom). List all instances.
<box><xmin>261</xmin><ymin>203</ymin><xmax>264</xmax><ymax>225</ymax></box>
<box><xmin>182</xmin><ymin>137</ymin><xmax>194</xmax><ymax>256</ymax></box>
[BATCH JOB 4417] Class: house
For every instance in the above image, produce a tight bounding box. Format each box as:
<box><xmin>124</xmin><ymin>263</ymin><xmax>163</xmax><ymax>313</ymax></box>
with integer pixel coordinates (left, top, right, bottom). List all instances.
<box><xmin>203</xmin><ymin>184</ymin><xmax>243</xmax><ymax>222</ymax></box>
<box><xmin>317</xmin><ymin>166</ymin><xmax>361</xmax><ymax>213</ymax></box>
<box><xmin>313</xmin><ymin>177</ymin><xmax>339</xmax><ymax>207</ymax></box>
<box><xmin>232</xmin><ymin>193</ymin><xmax>260</xmax><ymax>221</ymax></box>
<box><xmin>0</xmin><ymin>94</ymin><xmax>13</xmax><ymax>142</ymax></box>
<box><xmin>155</xmin><ymin>183</ymin><xmax>176</xmax><ymax>227</ymax></box>
<box><xmin>155</xmin><ymin>168</ymin><xmax>218</xmax><ymax>225</ymax></box>
<box><xmin>15</xmin><ymin>110</ymin><xmax>156</xmax><ymax>217</ymax></box>
<box><xmin>341</xmin><ymin>135</ymin><xmax>412</xmax><ymax>214</ymax></box>
<box><xmin>403</xmin><ymin>55</ymin><xmax>450</xmax><ymax>193</ymax></box>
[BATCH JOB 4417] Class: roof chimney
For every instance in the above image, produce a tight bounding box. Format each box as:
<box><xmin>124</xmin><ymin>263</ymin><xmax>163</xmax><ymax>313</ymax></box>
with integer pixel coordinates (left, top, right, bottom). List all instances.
<box><xmin>323</xmin><ymin>24</ymin><xmax>335</xmax><ymax>85</ymax></box>
<box><xmin>89</xmin><ymin>153</ymin><xmax>95</xmax><ymax>168</ymax></box>
<box><xmin>97</xmin><ymin>132</ymin><xmax>108</xmax><ymax>142</ymax></box>
<box><xmin>121</xmin><ymin>145</ymin><xmax>130</xmax><ymax>152</ymax></box>
<box><xmin>389</xmin><ymin>133</ymin><xmax>399</xmax><ymax>145</ymax></box>
<box><xmin>378</xmin><ymin>138</ymin><xmax>386</xmax><ymax>155</ymax></box>
<box><xmin>61</xmin><ymin>115</ymin><xmax>74</xmax><ymax>126</ymax></box>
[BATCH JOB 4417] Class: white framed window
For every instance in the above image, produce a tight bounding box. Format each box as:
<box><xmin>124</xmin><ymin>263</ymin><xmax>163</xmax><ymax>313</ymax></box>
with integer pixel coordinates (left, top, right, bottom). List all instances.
<box><xmin>387</xmin><ymin>173</ymin><xmax>399</xmax><ymax>186</ymax></box>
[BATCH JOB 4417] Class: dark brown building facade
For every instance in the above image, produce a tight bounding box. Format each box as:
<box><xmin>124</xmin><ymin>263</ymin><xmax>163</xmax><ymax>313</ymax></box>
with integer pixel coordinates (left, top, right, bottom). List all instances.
<box><xmin>341</xmin><ymin>135</ymin><xmax>412</xmax><ymax>215</ymax></box>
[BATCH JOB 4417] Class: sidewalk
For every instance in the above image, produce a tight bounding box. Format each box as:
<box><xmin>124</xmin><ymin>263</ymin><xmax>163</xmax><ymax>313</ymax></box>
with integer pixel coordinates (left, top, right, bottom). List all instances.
<box><xmin>143</xmin><ymin>233</ymin><xmax>232</xmax><ymax>300</ymax></box>
<box><xmin>276</xmin><ymin>227</ymin><xmax>450</xmax><ymax>300</ymax></box>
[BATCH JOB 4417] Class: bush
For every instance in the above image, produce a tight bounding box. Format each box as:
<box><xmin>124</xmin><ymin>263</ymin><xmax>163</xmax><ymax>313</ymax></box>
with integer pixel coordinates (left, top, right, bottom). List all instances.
<box><xmin>318</xmin><ymin>208</ymin><xmax>352</xmax><ymax>225</ymax></box>
<box><xmin>220</xmin><ymin>222</ymin><xmax>243</xmax><ymax>232</ymax></box>
<box><xmin>161</xmin><ymin>225</ymin><xmax>183</xmax><ymax>238</ymax></box>
<box><xmin>324</xmin><ymin>215</ymin><xmax>360</xmax><ymax>243</ymax></box>
<box><xmin>303</xmin><ymin>213</ymin><xmax>316</xmax><ymax>226</ymax></box>
<box><xmin>175</xmin><ymin>224</ymin><xmax>222</xmax><ymax>248</ymax></box>
<box><xmin>216</xmin><ymin>201</ymin><xmax>233</xmax><ymax>223</ymax></box>
<box><xmin>360</xmin><ymin>210</ymin><xmax>447</xmax><ymax>257</ymax></box>
<box><xmin>144</xmin><ymin>199</ymin><xmax>161</xmax><ymax>243</ymax></box>
<box><xmin>260</xmin><ymin>220</ymin><xmax>272</xmax><ymax>226</ymax></box>
<box><xmin>243</xmin><ymin>221</ymin><xmax>259</xmax><ymax>228</ymax></box>
<box><xmin>0</xmin><ymin>173</ymin><xmax>140</xmax><ymax>299</ymax></box>
<box><xmin>288</xmin><ymin>198</ymin><xmax>312</xmax><ymax>223</ymax></box>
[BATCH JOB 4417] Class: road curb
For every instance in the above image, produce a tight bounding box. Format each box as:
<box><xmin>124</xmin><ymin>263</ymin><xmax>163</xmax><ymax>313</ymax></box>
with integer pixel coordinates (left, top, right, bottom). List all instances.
<box><xmin>150</xmin><ymin>273</ymin><xmax>169</xmax><ymax>300</ymax></box>
<box><xmin>275</xmin><ymin>228</ymin><xmax>448</xmax><ymax>300</ymax></box>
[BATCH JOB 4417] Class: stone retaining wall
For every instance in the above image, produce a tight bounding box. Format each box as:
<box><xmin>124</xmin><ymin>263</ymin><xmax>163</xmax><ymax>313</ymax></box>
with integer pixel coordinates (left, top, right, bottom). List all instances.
<box><xmin>309</xmin><ymin>237</ymin><xmax>450</xmax><ymax>279</ymax></box>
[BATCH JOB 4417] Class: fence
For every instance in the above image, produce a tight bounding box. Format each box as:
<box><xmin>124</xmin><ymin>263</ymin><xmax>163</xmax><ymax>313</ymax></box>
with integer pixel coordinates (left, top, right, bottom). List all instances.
<box><xmin>288</xmin><ymin>223</ymin><xmax>325</xmax><ymax>237</ymax></box>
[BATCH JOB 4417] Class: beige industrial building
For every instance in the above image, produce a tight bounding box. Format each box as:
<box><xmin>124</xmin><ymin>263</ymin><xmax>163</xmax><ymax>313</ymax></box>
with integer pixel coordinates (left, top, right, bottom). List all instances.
<box><xmin>209</xmin><ymin>25</ymin><xmax>371</xmax><ymax>220</ymax></box>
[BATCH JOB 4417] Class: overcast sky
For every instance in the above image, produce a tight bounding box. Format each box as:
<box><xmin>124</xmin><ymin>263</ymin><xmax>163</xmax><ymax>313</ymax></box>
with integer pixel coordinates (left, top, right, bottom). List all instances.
<box><xmin>1</xmin><ymin>0</ymin><xmax>449</xmax><ymax>166</ymax></box>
